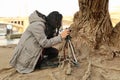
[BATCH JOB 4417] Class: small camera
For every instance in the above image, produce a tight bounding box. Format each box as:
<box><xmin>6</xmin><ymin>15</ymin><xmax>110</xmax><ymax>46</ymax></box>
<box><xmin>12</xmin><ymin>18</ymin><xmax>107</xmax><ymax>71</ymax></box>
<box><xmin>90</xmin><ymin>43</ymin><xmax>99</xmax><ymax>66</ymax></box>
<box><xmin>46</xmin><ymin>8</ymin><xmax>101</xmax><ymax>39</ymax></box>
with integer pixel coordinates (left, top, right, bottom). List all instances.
<box><xmin>65</xmin><ymin>28</ymin><xmax>72</xmax><ymax>32</ymax></box>
<box><xmin>59</xmin><ymin>27</ymin><xmax>72</xmax><ymax>34</ymax></box>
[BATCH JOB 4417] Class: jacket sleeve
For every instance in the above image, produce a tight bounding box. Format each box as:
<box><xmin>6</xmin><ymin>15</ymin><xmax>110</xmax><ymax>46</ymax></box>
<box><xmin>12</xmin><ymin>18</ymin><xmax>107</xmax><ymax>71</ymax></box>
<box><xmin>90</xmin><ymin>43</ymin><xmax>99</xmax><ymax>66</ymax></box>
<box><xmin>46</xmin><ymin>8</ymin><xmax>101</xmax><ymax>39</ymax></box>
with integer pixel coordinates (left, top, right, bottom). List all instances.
<box><xmin>29</xmin><ymin>22</ymin><xmax>62</xmax><ymax>48</ymax></box>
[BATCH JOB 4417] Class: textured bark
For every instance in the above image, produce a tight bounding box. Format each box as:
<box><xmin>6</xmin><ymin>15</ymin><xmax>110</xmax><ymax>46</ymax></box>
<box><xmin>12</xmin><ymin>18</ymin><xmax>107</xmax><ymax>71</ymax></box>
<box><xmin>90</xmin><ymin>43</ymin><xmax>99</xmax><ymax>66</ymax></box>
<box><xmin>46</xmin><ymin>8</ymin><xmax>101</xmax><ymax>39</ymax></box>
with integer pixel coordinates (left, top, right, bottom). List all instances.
<box><xmin>68</xmin><ymin>0</ymin><xmax>120</xmax><ymax>80</ymax></box>
<box><xmin>71</xmin><ymin>0</ymin><xmax>113</xmax><ymax>49</ymax></box>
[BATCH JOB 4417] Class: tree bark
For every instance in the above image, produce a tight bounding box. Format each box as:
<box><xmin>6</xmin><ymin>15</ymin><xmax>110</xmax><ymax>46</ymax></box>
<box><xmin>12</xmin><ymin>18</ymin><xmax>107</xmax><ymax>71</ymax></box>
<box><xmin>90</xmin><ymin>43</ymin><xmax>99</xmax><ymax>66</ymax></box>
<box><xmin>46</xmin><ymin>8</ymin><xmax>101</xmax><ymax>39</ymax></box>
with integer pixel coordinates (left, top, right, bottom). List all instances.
<box><xmin>66</xmin><ymin>0</ymin><xmax>120</xmax><ymax>80</ymax></box>
<box><xmin>71</xmin><ymin>0</ymin><xmax>113</xmax><ymax>49</ymax></box>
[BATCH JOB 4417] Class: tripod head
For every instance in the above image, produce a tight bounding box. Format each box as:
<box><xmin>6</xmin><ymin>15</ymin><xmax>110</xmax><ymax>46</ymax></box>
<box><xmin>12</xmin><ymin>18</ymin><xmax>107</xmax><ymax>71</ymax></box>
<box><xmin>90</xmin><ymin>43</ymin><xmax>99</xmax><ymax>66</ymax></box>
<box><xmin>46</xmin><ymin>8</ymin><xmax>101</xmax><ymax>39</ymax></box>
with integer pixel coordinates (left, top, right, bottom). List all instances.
<box><xmin>65</xmin><ymin>35</ymin><xmax>72</xmax><ymax>41</ymax></box>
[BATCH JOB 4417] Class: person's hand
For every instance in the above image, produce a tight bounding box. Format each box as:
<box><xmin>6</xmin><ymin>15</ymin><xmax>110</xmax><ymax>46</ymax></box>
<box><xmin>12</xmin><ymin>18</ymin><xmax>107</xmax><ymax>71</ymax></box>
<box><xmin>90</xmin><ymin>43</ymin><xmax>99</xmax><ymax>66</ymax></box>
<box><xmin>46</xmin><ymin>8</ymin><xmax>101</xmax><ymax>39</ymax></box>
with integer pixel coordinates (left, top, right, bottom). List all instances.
<box><xmin>60</xmin><ymin>29</ymin><xmax>70</xmax><ymax>39</ymax></box>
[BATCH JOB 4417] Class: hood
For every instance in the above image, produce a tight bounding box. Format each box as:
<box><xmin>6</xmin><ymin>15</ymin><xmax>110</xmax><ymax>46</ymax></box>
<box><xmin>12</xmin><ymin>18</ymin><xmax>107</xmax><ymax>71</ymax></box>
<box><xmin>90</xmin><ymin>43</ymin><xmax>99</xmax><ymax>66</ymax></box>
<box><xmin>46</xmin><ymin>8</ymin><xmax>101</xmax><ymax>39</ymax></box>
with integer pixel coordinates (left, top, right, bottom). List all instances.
<box><xmin>29</xmin><ymin>10</ymin><xmax>46</xmax><ymax>24</ymax></box>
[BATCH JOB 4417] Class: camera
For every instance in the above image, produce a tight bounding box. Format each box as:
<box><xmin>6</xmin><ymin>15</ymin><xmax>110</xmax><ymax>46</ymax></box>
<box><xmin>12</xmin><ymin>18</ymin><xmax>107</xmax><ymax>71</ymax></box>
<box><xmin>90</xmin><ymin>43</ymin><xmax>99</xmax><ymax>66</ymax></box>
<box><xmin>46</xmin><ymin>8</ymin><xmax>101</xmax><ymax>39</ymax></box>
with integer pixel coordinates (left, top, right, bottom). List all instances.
<box><xmin>59</xmin><ymin>28</ymin><xmax>72</xmax><ymax>40</ymax></box>
<box><xmin>59</xmin><ymin>27</ymin><xmax>71</xmax><ymax>33</ymax></box>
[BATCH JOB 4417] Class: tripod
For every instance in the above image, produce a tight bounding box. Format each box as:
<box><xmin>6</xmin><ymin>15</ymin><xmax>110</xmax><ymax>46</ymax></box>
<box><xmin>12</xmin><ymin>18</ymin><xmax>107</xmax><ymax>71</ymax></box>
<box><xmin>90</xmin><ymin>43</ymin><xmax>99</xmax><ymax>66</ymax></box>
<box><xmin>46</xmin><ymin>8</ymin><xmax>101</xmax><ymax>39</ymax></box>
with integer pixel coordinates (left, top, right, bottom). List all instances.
<box><xmin>59</xmin><ymin>35</ymin><xmax>79</xmax><ymax>75</ymax></box>
<box><xmin>59</xmin><ymin>35</ymin><xmax>79</xmax><ymax>74</ymax></box>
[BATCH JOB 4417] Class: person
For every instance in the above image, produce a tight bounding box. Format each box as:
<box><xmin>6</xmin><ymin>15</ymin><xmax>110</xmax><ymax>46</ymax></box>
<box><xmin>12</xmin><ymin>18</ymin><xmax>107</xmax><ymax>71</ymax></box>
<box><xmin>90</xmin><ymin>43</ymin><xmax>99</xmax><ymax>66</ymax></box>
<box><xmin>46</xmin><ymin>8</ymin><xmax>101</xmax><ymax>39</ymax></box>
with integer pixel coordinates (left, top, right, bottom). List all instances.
<box><xmin>9</xmin><ymin>10</ymin><xmax>70</xmax><ymax>74</ymax></box>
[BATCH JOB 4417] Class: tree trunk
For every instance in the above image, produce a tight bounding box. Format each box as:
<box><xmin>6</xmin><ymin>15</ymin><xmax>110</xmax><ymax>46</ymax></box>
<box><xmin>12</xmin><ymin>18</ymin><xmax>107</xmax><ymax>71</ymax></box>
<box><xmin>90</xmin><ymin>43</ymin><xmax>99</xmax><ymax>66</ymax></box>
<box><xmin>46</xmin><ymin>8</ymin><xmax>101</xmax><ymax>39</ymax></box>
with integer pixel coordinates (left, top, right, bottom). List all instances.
<box><xmin>71</xmin><ymin>0</ymin><xmax>113</xmax><ymax>49</ymax></box>
<box><xmin>64</xmin><ymin>0</ymin><xmax>120</xmax><ymax>80</ymax></box>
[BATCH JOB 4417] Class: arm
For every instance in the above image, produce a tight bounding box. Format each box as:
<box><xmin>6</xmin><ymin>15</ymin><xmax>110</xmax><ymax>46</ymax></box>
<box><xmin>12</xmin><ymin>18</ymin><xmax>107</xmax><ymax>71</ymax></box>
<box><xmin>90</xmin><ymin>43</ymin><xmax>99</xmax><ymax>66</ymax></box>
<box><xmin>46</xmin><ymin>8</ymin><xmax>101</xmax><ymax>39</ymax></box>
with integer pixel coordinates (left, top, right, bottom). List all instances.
<box><xmin>30</xmin><ymin>22</ymin><xmax>62</xmax><ymax>48</ymax></box>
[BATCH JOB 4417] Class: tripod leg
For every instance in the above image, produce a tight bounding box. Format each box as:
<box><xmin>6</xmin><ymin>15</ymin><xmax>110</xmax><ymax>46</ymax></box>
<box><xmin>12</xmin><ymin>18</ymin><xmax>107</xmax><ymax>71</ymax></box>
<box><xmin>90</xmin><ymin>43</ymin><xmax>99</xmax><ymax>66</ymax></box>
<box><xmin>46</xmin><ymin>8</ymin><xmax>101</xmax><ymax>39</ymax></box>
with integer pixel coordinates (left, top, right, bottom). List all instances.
<box><xmin>59</xmin><ymin>40</ymin><xmax>68</xmax><ymax>66</ymax></box>
<box><xmin>63</xmin><ymin>41</ymin><xmax>68</xmax><ymax>59</ymax></box>
<box><xmin>68</xmin><ymin>40</ymin><xmax>78</xmax><ymax>63</ymax></box>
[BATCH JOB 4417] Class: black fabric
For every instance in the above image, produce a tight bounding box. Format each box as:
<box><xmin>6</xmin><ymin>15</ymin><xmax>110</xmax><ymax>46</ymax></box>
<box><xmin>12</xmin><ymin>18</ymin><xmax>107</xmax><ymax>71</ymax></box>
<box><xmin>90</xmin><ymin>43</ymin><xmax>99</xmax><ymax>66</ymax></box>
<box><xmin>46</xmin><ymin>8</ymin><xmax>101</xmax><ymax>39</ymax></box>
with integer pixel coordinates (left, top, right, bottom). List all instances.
<box><xmin>43</xmin><ymin>47</ymin><xmax>58</xmax><ymax>60</ymax></box>
<box><xmin>35</xmin><ymin>47</ymin><xmax>58</xmax><ymax>69</ymax></box>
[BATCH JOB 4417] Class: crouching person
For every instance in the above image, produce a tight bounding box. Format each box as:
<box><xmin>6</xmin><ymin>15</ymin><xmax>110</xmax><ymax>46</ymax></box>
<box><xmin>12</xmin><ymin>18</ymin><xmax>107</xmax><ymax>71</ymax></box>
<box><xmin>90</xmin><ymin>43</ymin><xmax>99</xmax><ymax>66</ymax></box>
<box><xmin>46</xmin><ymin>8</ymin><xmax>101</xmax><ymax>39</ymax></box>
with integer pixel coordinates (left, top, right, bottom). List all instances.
<box><xmin>9</xmin><ymin>10</ymin><xmax>70</xmax><ymax>73</ymax></box>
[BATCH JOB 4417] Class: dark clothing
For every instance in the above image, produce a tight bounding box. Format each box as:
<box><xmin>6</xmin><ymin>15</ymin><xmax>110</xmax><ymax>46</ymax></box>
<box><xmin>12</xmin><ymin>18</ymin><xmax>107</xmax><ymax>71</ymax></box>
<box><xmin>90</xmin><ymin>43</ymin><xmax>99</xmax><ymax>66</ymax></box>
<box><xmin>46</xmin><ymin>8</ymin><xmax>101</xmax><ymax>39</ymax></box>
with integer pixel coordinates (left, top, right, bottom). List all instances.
<box><xmin>35</xmin><ymin>47</ymin><xmax>58</xmax><ymax>68</ymax></box>
<box><xmin>44</xmin><ymin>47</ymin><xmax>58</xmax><ymax>59</ymax></box>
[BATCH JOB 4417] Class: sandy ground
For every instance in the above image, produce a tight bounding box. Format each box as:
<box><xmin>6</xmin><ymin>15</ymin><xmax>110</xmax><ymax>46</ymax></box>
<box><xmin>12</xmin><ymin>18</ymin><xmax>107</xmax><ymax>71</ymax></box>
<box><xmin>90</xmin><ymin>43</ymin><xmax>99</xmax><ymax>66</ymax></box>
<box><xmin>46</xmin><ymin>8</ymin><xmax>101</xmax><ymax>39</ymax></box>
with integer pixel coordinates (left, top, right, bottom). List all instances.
<box><xmin>0</xmin><ymin>45</ymin><xmax>15</xmax><ymax>69</ymax></box>
<box><xmin>1</xmin><ymin>43</ymin><xmax>120</xmax><ymax>80</ymax></box>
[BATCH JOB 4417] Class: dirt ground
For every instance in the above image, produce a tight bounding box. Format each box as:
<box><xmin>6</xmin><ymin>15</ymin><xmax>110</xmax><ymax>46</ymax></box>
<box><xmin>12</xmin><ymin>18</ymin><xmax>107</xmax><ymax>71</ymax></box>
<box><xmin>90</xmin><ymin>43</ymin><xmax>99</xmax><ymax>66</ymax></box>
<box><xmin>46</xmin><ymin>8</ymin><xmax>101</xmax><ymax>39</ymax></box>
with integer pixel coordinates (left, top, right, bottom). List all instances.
<box><xmin>0</xmin><ymin>45</ymin><xmax>15</xmax><ymax>69</ymax></box>
<box><xmin>1</xmin><ymin>44</ymin><xmax>120</xmax><ymax>80</ymax></box>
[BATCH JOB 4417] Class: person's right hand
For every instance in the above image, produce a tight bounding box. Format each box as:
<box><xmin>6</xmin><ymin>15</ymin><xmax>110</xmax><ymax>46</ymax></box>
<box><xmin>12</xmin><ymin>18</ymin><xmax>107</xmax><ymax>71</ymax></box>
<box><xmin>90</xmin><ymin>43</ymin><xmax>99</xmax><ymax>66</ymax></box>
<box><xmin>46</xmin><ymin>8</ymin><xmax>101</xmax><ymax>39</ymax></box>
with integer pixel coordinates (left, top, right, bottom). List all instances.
<box><xmin>60</xmin><ymin>29</ymin><xmax>70</xmax><ymax>39</ymax></box>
